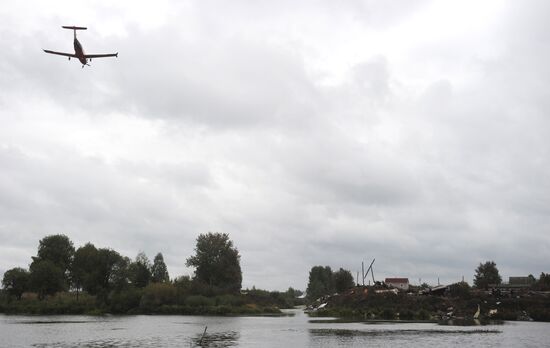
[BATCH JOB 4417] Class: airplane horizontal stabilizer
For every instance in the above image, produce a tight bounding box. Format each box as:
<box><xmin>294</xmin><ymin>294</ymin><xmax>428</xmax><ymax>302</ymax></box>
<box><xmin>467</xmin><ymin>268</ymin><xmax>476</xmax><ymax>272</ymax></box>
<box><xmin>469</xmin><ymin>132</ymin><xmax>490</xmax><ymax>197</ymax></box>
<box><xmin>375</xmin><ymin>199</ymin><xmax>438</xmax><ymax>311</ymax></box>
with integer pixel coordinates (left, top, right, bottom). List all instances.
<box><xmin>62</xmin><ymin>26</ymin><xmax>87</xmax><ymax>30</ymax></box>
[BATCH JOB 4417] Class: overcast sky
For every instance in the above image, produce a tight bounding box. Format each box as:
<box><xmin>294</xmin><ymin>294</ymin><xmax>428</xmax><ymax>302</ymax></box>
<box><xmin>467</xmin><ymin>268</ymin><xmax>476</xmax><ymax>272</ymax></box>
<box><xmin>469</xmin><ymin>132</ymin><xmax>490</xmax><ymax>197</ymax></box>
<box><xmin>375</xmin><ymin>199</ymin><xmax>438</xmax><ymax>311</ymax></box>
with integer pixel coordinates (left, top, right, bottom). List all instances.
<box><xmin>1</xmin><ymin>0</ymin><xmax>549</xmax><ymax>291</ymax></box>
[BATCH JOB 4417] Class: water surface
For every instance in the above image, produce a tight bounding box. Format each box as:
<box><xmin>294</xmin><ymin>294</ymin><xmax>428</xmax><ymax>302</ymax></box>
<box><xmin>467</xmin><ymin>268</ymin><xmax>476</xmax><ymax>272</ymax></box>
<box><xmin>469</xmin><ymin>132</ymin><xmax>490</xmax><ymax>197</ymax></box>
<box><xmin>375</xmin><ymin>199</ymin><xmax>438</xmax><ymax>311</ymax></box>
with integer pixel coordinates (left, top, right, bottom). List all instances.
<box><xmin>1</xmin><ymin>310</ymin><xmax>548</xmax><ymax>347</ymax></box>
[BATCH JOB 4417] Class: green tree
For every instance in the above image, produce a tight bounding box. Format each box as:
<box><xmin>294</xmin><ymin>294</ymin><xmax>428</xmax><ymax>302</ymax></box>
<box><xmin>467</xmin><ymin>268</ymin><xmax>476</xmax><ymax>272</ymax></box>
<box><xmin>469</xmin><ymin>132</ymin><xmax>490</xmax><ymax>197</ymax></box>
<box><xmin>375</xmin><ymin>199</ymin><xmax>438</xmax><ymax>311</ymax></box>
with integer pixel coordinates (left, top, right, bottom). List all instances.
<box><xmin>306</xmin><ymin>265</ymin><xmax>334</xmax><ymax>300</ymax></box>
<box><xmin>186</xmin><ymin>232</ymin><xmax>242</xmax><ymax>293</ymax></box>
<box><xmin>536</xmin><ymin>272</ymin><xmax>550</xmax><ymax>290</ymax></box>
<box><xmin>129</xmin><ymin>252</ymin><xmax>152</xmax><ymax>288</ymax></box>
<box><xmin>473</xmin><ymin>261</ymin><xmax>502</xmax><ymax>289</ymax></box>
<box><xmin>89</xmin><ymin>248</ymin><xmax>129</xmax><ymax>295</ymax></box>
<box><xmin>104</xmin><ymin>251</ymin><xmax>131</xmax><ymax>292</ymax></box>
<box><xmin>151</xmin><ymin>252</ymin><xmax>170</xmax><ymax>283</ymax></box>
<box><xmin>2</xmin><ymin>267</ymin><xmax>30</xmax><ymax>300</ymax></box>
<box><xmin>71</xmin><ymin>243</ymin><xmax>99</xmax><ymax>297</ymax></box>
<box><xmin>285</xmin><ymin>287</ymin><xmax>303</xmax><ymax>298</ymax></box>
<box><xmin>333</xmin><ymin>268</ymin><xmax>355</xmax><ymax>293</ymax></box>
<box><xmin>32</xmin><ymin>234</ymin><xmax>75</xmax><ymax>289</ymax></box>
<box><xmin>28</xmin><ymin>260</ymin><xmax>65</xmax><ymax>299</ymax></box>
<box><xmin>448</xmin><ymin>281</ymin><xmax>471</xmax><ymax>298</ymax></box>
<box><xmin>34</xmin><ymin>234</ymin><xmax>75</xmax><ymax>272</ymax></box>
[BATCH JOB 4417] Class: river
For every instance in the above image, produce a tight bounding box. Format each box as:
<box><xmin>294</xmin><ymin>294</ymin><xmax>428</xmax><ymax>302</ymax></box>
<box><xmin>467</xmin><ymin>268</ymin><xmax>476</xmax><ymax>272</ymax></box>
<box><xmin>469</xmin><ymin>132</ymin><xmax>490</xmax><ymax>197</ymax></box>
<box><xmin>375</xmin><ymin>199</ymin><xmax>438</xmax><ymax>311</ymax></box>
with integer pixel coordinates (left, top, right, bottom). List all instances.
<box><xmin>1</xmin><ymin>309</ymin><xmax>548</xmax><ymax>347</ymax></box>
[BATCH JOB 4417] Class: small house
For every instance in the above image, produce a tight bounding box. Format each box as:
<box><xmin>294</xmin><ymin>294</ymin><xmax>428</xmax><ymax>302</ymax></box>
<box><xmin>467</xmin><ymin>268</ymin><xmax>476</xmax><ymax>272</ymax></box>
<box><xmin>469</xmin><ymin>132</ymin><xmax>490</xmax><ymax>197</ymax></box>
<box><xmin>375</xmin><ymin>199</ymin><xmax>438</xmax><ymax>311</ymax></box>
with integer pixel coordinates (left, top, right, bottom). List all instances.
<box><xmin>509</xmin><ymin>276</ymin><xmax>535</xmax><ymax>287</ymax></box>
<box><xmin>385</xmin><ymin>278</ymin><xmax>409</xmax><ymax>291</ymax></box>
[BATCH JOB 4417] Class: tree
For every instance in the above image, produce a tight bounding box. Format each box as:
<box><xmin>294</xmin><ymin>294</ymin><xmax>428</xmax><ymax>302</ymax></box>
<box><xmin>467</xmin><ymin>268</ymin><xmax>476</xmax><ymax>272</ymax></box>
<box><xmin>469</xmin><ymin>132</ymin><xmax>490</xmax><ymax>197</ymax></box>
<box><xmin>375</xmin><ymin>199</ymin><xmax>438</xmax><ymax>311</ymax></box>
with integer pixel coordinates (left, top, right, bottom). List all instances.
<box><xmin>333</xmin><ymin>268</ymin><xmax>355</xmax><ymax>293</ymax></box>
<box><xmin>186</xmin><ymin>232</ymin><xmax>242</xmax><ymax>293</ymax></box>
<box><xmin>474</xmin><ymin>261</ymin><xmax>502</xmax><ymax>289</ymax></box>
<box><xmin>83</xmin><ymin>248</ymin><xmax>128</xmax><ymax>295</ymax></box>
<box><xmin>448</xmin><ymin>281</ymin><xmax>471</xmax><ymax>298</ymax></box>
<box><xmin>151</xmin><ymin>252</ymin><xmax>170</xmax><ymax>283</ymax></box>
<box><xmin>103</xmin><ymin>251</ymin><xmax>130</xmax><ymax>292</ymax></box>
<box><xmin>285</xmin><ymin>287</ymin><xmax>303</xmax><ymax>298</ymax></box>
<box><xmin>72</xmin><ymin>243</ymin><xmax>98</xmax><ymax>295</ymax></box>
<box><xmin>32</xmin><ymin>234</ymin><xmax>75</xmax><ymax>288</ymax></box>
<box><xmin>34</xmin><ymin>234</ymin><xmax>75</xmax><ymax>272</ymax></box>
<box><xmin>28</xmin><ymin>260</ymin><xmax>65</xmax><ymax>299</ymax></box>
<box><xmin>306</xmin><ymin>266</ymin><xmax>334</xmax><ymax>300</ymax></box>
<box><xmin>129</xmin><ymin>252</ymin><xmax>152</xmax><ymax>288</ymax></box>
<box><xmin>536</xmin><ymin>272</ymin><xmax>550</xmax><ymax>291</ymax></box>
<box><xmin>2</xmin><ymin>267</ymin><xmax>30</xmax><ymax>300</ymax></box>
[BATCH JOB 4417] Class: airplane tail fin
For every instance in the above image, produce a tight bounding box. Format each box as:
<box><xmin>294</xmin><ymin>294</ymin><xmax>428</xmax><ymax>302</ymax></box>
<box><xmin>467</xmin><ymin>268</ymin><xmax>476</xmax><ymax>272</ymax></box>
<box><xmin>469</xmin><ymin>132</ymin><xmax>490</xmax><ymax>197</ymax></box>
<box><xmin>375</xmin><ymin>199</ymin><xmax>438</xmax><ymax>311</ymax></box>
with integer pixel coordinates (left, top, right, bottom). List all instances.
<box><xmin>62</xmin><ymin>26</ymin><xmax>87</xmax><ymax>30</ymax></box>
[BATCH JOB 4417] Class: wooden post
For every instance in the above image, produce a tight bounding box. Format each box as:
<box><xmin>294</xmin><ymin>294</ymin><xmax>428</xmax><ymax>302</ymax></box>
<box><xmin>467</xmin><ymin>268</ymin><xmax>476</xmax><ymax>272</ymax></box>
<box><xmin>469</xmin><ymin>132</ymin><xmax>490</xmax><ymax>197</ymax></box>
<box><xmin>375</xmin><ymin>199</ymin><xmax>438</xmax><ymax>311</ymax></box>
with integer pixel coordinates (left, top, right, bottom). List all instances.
<box><xmin>199</xmin><ymin>326</ymin><xmax>207</xmax><ymax>345</ymax></box>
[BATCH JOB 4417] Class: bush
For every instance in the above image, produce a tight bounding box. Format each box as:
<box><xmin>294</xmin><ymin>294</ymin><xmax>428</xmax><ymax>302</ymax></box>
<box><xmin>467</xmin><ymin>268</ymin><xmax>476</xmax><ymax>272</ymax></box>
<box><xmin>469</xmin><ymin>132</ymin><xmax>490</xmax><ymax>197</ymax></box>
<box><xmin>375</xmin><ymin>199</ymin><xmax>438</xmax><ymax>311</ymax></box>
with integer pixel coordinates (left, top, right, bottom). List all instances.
<box><xmin>416</xmin><ymin>309</ymin><xmax>431</xmax><ymax>320</ymax></box>
<box><xmin>529</xmin><ymin>308</ymin><xmax>550</xmax><ymax>322</ymax></box>
<box><xmin>215</xmin><ymin>294</ymin><xmax>245</xmax><ymax>307</ymax></box>
<box><xmin>185</xmin><ymin>295</ymin><xmax>215</xmax><ymax>307</ymax></box>
<box><xmin>109</xmin><ymin>288</ymin><xmax>142</xmax><ymax>313</ymax></box>
<box><xmin>380</xmin><ymin>308</ymin><xmax>396</xmax><ymax>319</ymax></box>
<box><xmin>140</xmin><ymin>283</ymin><xmax>177</xmax><ymax>310</ymax></box>
<box><xmin>400</xmin><ymin>310</ymin><xmax>415</xmax><ymax>320</ymax></box>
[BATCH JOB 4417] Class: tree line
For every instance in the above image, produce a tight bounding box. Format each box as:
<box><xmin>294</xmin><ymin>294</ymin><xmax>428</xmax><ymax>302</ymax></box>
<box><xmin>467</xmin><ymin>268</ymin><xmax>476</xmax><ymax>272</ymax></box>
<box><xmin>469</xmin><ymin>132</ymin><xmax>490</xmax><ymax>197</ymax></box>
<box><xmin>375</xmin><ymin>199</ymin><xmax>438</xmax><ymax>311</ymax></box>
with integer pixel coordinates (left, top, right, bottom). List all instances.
<box><xmin>1</xmin><ymin>232</ymin><xmax>243</xmax><ymax>309</ymax></box>
<box><xmin>473</xmin><ymin>260</ymin><xmax>550</xmax><ymax>290</ymax></box>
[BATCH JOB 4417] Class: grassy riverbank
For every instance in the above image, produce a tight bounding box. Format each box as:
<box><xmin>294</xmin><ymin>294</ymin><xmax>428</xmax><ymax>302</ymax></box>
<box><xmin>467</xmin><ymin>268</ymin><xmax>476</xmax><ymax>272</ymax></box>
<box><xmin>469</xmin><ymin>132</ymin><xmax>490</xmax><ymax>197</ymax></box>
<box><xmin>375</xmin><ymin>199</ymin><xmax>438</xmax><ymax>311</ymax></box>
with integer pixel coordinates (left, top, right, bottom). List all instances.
<box><xmin>0</xmin><ymin>286</ymin><xmax>302</xmax><ymax>316</ymax></box>
<box><xmin>307</xmin><ymin>286</ymin><xmax>550</xmax><ymax>322</ymax></box>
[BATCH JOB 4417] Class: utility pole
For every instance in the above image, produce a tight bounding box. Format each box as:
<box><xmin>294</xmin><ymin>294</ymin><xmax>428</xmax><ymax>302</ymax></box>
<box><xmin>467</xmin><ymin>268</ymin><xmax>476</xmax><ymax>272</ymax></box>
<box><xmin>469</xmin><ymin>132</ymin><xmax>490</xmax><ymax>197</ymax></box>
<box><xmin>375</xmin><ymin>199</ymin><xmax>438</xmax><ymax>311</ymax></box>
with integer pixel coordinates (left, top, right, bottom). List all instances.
<box><xmin>362</xmin><ymin>262</ymin><xmax>365</xmax><ymax>286</ymax></box>
<box><xmin>364</xmin><ymin>259</ymin><xmax>376</xmax><ymax>285</ymax></box>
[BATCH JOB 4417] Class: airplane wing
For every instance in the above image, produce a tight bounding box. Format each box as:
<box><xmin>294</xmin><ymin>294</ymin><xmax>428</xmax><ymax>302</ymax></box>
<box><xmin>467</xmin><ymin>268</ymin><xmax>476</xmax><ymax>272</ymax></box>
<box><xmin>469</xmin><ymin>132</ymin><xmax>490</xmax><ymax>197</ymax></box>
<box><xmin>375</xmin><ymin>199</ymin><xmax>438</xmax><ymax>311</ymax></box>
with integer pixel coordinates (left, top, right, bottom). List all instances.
<box><xmin>43</xmin><ymin>49</ymin><xmax>77</xmax><ymax>58</ymax></box>
<box><xmin>84</xmin><ymin>53</ymin><xmax>118</xmax><ymax>58</ymax></box>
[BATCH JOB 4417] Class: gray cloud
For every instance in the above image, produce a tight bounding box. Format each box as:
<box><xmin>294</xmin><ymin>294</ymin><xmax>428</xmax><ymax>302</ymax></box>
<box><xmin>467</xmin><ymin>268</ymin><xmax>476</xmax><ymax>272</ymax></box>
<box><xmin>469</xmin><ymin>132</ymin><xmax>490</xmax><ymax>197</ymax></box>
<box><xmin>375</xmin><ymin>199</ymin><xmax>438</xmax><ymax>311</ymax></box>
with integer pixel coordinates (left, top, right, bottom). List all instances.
<box><xmin>1</xmin><ymin>1</ymin><xmax>549</xmax><ymax>290</ymax></box>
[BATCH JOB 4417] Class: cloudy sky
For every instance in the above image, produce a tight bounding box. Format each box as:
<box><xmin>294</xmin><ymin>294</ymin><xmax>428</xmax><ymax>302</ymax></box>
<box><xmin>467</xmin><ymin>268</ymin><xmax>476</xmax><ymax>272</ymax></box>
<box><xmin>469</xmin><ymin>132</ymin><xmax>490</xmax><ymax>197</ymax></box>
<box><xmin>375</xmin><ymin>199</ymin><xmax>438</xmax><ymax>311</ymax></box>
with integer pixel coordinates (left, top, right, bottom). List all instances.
<box><xmin>1</xmin><ymin>0</ymin><xmax>549</xmax><ymax>290</ymax></box>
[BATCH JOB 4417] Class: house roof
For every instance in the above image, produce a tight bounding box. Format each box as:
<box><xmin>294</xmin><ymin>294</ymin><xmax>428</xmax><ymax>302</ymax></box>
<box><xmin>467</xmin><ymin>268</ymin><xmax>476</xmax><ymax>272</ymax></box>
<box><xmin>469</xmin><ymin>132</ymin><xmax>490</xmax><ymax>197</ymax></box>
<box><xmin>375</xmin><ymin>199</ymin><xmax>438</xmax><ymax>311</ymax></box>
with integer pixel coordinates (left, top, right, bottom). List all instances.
<box><xmin>385</xmin><ymin>278</ymin><xmax>409</xmax><ymax>283</ymax></box>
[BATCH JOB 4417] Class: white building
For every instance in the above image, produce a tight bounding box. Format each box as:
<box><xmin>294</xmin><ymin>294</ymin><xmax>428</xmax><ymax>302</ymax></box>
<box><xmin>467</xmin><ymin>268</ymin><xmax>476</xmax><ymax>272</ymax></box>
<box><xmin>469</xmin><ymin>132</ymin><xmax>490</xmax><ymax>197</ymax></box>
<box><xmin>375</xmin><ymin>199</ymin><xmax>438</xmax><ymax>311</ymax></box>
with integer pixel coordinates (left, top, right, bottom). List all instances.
<box><xmin>385</xmin><ymin>278</ymin><xmax>409</xmax><ymax>291</ymax></box>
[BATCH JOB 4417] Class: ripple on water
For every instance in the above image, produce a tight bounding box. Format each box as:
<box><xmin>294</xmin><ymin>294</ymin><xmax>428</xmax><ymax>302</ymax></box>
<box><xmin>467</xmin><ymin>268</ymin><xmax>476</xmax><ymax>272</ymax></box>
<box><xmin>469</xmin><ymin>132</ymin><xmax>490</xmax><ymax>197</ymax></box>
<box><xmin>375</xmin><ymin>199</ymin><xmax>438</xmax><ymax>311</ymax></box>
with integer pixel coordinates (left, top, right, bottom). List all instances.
<box><xmin>29</xmin><ymin>331</ymin><xmax>240</xmax><ymax>348</ymax></box>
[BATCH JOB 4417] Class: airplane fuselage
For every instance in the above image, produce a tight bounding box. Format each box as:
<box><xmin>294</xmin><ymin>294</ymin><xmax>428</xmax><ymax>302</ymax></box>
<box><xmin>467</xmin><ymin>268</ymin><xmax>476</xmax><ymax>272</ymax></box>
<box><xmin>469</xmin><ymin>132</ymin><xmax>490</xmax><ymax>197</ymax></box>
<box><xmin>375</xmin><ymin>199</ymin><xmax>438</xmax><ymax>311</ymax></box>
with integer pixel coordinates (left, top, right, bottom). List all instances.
<box><xmin>43</xmin><ymin>26</ymin><xmax>118</xmax><ymax>67</ymax></box>
<box><xmin>73</xmin><ymin>38</ymin><xmax>87</xmax><ymax>65</ymax></box>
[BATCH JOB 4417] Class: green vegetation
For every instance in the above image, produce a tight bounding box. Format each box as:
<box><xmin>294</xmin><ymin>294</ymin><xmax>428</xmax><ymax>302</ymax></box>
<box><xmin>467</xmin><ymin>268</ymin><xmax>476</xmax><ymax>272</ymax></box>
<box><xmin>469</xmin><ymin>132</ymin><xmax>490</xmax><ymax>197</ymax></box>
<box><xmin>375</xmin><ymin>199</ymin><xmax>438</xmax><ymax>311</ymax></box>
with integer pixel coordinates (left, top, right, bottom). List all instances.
<box><xmin>307</xmin><ymin>261</ymin><xmax>550</xmax><ymax>322</ymax></box>
<box><xmin>474</xmin><ymin>261</ymin><xmax>502</xmax><ymax>289</ymax></box>
<box><xmin>1</xmin><ymin>267</ymin><xmax>29</xmax><ymax>300</ymax></box>
<box><xmin>186</xmin><ymin>232</ymin><xmax>242</xmax><ymax>294</ymax></box>
<box><xmin>307</xmin><ymin>266</ymin><xmax>334</xmax><ymax>300</ymax></box>
<box><xmin>151</xmin><ymin>253</ymin><xmax>170</xmax><ymax>283</ymax></box>
<box><xmin>306</xmin><ymin>266</ymin><xmax>355</xmax><ymax>300</ymax></box>
<box><xmin>1</xmin><ymin>233</ymin><xmax>301</xmax><ymax>316</ymax></box>
<box><xmin>333</xmin><ymin>268</ymin><xmax>355</xmax><ymax>293</ymax></box>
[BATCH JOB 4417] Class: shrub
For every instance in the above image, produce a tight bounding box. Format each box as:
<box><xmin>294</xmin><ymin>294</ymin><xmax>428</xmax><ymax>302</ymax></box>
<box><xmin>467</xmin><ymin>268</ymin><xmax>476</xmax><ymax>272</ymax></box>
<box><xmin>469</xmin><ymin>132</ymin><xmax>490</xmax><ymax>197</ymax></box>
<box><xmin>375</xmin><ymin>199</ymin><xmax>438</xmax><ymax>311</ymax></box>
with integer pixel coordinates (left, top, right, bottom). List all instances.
<box><xmin>400</xmin><ymin>310</ymin><xmax>415</xmax><ymax>320</ymax></box>
<box><xmin>140</xmin><ymin>283</ymin><xmax>177</xmax><ymax>310</ymax></box>
<box><xmin>380</xmin><ymin>308</ymin><xmax>396</xmax><ymax>319</ymax></box>
<box><xmin>215</xmin><ymin>294</ymin><xmax>245</xmax><ymax>307</ymax></box>
<box><xmin>185</xmin><ymin>295</ymin><xmax>215</xmax><ymax>307</ymax></box>
<box><xmin>109</xmin><ymin>288</ymin><xmax>142</xmax><ymax>313</ymax></box>
<box><xmin>416</xmin><ymin>309</ymin><xmax>431</xmax><ymax>320</ymax></box>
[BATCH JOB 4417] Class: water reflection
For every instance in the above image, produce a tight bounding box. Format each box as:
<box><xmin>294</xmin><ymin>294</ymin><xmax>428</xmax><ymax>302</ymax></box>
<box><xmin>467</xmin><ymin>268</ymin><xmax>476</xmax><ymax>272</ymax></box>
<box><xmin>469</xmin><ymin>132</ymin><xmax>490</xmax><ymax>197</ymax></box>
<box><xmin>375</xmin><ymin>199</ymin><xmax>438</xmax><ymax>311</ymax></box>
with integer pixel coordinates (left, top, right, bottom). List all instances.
<box><xmin>28</xmin><ymin>328</ymin><xmax>239</xmax><ymax>348</ymax></box>
<box><xmin>16</xmin><ymin>320</ymin><xmax>100</xmax><ymax>325</ymax></box>
<box><xmin>193</xmin><ymin>330</ymin><xmax>239</xmax><ymax>347</ymax></box>
<box><xmin>1</xmin><ymin>311</ymin><xmax>548</xmax><ymax>348</ymax></box>
<box><xmin>32</xmin><ymin>335</ymin><xmax>172</xmax><ymax>348</ymax></box>
<box><xmin>309</xmin><ymin>328</ymin><xmax>501</xmax><ymax>337</ymax></box>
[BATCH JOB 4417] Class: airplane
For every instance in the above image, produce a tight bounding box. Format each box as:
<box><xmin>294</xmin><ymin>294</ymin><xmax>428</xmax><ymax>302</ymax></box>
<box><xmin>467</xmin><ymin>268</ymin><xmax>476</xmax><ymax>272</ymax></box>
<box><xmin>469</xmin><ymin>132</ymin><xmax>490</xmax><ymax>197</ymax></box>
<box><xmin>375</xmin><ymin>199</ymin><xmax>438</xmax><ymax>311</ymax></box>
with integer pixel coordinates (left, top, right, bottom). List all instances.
<box><xmin>43</xmin><ymin>26</ymin><xmax>118</xmax><ymax>68</ymax></box>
